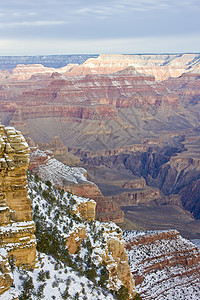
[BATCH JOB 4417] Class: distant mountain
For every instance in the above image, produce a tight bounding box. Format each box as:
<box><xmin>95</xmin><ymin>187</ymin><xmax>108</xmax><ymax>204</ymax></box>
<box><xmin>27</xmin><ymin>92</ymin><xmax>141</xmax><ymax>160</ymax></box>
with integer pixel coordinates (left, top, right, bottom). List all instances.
<box><xmin>0</xmin><ymin>54</ymin><xmax>98</xmax><ymax>70</ymax></box>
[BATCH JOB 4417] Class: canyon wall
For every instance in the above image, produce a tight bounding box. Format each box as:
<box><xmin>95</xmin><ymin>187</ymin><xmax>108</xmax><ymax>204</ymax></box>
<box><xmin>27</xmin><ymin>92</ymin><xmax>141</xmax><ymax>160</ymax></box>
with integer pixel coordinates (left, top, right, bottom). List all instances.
<box><xmin>3</xmin><ymin>53</ymin><xmax>200</xmax><ymax>81</ymax></box>
<box><xmin>0</xmin><ymin>54</ymin><xmax>200</xmax><ymax>225</ymax></box>
<box><xmin>124</xmin><ymin>230</ymin><xmax>200</xmax><ymax>300</ymax></box>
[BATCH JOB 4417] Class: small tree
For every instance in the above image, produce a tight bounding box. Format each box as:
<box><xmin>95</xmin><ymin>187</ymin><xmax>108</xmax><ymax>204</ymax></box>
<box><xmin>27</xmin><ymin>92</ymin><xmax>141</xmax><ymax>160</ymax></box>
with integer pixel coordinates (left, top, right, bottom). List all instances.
<box><xmin>115</xmin><ymin>285</ymin><xmax>129</xmax><ymax>300</ymax></box>
<box><xmin>19</xmin><ymin>276</ymin><xmax>35</xmax><ymax>300</ymax></box>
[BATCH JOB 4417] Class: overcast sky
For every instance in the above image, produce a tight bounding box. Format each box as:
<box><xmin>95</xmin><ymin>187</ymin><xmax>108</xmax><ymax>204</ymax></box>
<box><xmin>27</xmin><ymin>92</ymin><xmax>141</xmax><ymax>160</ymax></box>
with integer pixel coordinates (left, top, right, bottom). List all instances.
<box><xmin>0</xmin><ymin>0</ymin><xmax>200</xmax><ymax>55</ymax></box>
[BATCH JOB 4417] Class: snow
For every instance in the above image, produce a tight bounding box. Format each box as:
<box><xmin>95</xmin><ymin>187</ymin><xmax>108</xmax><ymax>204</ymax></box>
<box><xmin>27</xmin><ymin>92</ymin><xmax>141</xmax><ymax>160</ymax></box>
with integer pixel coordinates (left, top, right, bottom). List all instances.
<box><xmin>27</xmin><ymin>173</ymin><xmax>125</xmax><ymax>295</ymax></box>
<box><xmin>0</xmin><ymin>221</ymin><xmax>35</xmax><ymax>234</ymax></box>
<box><xmin>124</xmin><ymin>230</ymin><xmax>200</xmax><ymax>300</ymax></box>
<box><xmin>0</xmin><ymin>253</ymin><xmax>115</xmax><ymax>300</ymax></box>
<box><xmin>0</xmin><ymin>173</ymin><xmax>126</xmax><ymax>299</ymax></box>
<box><xmin>30</xmin><ymin>149</ymin><xmax>89</xmax><ymax>186</ymax></box>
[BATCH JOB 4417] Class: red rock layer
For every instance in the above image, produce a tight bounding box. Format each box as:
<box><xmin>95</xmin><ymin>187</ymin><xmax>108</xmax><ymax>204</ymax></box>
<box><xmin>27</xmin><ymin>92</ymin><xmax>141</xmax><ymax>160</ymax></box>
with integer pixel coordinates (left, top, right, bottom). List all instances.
<box><xmin>165</xmin><ymin>72</ymin><xmax>200</xmax><ymax>105</ymax></box>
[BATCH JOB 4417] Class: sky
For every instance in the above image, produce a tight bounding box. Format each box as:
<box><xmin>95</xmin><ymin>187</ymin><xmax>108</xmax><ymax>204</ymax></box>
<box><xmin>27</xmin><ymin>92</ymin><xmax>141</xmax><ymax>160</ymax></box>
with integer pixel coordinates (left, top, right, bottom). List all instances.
<box><xmin>0</xmin><ymin>0</ymin><xmax>200</xmax><ymax>55</ymax></box>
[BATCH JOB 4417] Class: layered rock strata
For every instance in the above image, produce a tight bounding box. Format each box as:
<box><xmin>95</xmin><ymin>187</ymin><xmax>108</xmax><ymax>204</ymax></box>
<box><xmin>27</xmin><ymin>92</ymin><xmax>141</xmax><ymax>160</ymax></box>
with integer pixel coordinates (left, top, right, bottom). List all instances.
<box><xmin>124</xmin><ymin>230</ymin><xmax>200</xmax><ymax>300</ymax></box>
<box><xmin>1</xmin><ymin>55</ymin><xmax>200</xmax><ymax>225</ymax></box>
<box><xmin>0</xmin><ymin>124</ymin><xmax>36</xmax><ymax>273</ymax></box>
<box><xmin>29</xmin><ymin>149</ymin><xmax>124</xmax><ymax>223</ymax></box>
<box><xmin>65</xmin><ymin>225</ymin><xmax>87</xmax><ymax>254</ymax></box>
<box><xmin>4</xmin><ymin>53</ymin><xmax>200</xmax><ymax>81</ymax></box>
<box><xmin>65</xmin><ymin>53</ymin><xmax>200</xmax><ymax>81</ymax></box>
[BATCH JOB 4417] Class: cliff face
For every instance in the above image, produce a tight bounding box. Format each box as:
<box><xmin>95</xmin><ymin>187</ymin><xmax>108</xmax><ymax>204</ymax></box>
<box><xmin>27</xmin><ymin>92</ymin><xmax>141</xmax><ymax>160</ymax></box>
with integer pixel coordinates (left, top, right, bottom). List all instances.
<box><xmin>0</xmin><ymin>124</ymin><xmax>37</xmax><ymax>294</ymax></box>
<box><xmin>165</xmin><ymin>73</ymin><xmax>200</xmax><ymax>105</ymax></box>
<box><xmin>0</xmin><ymin>65</ymin><xmax>178</xmax><ymax>134</ymax></box>
<box><xmin>0</xmin><ymin>126</ymin><xmax>37</xmax><ymax>260</ymax></box>
<box><xmin>9</xmin><ymin>67</ymin><xmax>177</xmax><ymax>107</ymax></box>
<box><xmin>82</xmin><ymin>136</ymin><xmax>200</xmax><ymax>221</ymax></box>
<box><xmin>124</xmin><ymin>230</ymin><xmax>200</xmax><ymax>300</ymax></box>
<box><xmin>99</xmin><ymin>225</ymin><xmax>135</xmax><ymax>298</ymax></box>
<box><xmin>5</xmin><ymin>53</ymin><xmax>200</xmax><ymax>81</ymax></box>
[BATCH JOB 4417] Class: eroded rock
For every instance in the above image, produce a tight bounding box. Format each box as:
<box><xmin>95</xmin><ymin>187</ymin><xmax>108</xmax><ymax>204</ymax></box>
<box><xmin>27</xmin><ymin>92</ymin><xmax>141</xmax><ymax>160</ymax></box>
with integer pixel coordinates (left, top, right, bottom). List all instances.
<box><xmin>0</xmin><ymin>123</ymin><xmax>36</xmax><ymax>276</ymax></box>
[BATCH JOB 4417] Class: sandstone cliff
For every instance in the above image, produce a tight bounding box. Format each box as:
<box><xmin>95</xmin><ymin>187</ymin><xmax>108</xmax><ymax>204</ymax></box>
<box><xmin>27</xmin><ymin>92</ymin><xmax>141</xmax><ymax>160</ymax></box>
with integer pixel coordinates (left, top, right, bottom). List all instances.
<box><xmin>0</xmin><ymin>249</ymin><xmax>13</xmax><ymax>295</ymax></box>
<box><xmin>0</xmin><ymin>123</ymin><xmax>37</xmax><ymax>294</ymax></box>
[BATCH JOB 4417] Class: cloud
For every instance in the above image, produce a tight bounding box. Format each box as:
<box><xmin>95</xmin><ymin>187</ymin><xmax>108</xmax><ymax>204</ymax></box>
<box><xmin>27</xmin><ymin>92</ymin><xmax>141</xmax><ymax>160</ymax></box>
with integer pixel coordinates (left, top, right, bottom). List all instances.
<box><xmin>0</xmin><ymin>20</ymin><xmax>68</xmax><ymax>28</ymax></box>
<box><xmin>0</xmin><ymin>0</ymin><xmax>199</xmax><ymax>54</ymax></box>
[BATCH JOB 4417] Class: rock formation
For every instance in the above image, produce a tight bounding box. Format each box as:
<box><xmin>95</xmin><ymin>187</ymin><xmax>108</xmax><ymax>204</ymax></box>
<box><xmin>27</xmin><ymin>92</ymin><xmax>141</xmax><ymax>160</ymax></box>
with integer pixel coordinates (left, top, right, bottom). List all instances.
<box><xmin>65</xmin><ymin>225</ymin><xmax>87</xmax><ymax>254</ymax></box>
<box><xmin>65</xmin><ymin>53</ymin><xmax>200</xmax><ymax>81</ymax></box>
<box><xmin>0</xmin><ymin>54</ymin><xmax>97</xmax><ymax>72</ymax></box>
<box><xmin>5</xmin><ymin>53</ymin><xmax>200</xmax><ymax>82</ymax></box>
<box><xmin>101</xmin><ymin>225</ymin><xmax>135</xmax><ymax>298</ymax></box>
<box><xmin>124</xmin><ymin>230</ymin><xmax>200</xmax><ymax>299</ymax></box>
<box><xmin>0</xmin><ymin>123</ymin><xmax>37</xmax><ymax>294</ymax></box>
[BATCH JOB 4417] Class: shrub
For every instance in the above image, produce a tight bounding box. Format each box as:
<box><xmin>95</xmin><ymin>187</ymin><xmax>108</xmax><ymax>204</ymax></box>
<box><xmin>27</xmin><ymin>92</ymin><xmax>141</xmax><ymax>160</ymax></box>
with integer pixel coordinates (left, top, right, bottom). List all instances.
<box><xmin>37</xmin><ymin>270</ymin><xmax>46</xmax><ymax>282</ymax></box>
<box><xmin>19</xmin><ymin>276</ymin><xmax>35</xmax><ymax>300</ymax></box>
<box><xmin>45</xmin><ymin>180</ymin><xmax>52</xmax><ymax>188</ymax></box>
<box><xmin>61</xmin><ymin>287</ymin><xmax>70</xmax><ymax>299</ymax></box>
<box><xmin>114</xmin><ymin>285</ymin><xmax>129</xmax><ymax>300</ymax></box>
<box><xmin>45</xmin><ymin>270</ymin><xmax>50</xmax><ymax>279</ymax></box>
<box><xmin>98</xmin><ymin>261</ymin><xmax>109</xmax><ymax>288</ymax></box>
<box><xmin>36</xmin><ymin>283</ymin><xmax>46</xmax><ymax>298</ymax></box>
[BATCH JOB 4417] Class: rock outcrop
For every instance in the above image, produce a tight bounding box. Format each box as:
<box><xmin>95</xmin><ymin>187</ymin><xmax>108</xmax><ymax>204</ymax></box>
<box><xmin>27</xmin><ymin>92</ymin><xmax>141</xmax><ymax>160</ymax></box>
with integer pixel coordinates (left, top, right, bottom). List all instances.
<box><xmin>165</xmin><ymin>72</ymin><xmax>200</xmax><ymax>106</ymax></box>
<box><xmin>124</xmin><ymin>230</ymin><xmax>200</xmax><ymax>299</ymax></box>
<box><xmin>106</xmin><ymin>186</ymin><xmax>161</xmax><ymax>207</ymax></box>
<box><xmin>101</xmin><ymin>225</ymin><xmax>135</xmax><ymax>298</ymax></box>
<box><xmin>65</xmin><ymin>225</ymin><xmax>87</xmax><ymax>254</ymax></box>
<box><xmin>0</xmin><ymin>124</ymin><xmax>37</xmax><ymax>294</ymax></box>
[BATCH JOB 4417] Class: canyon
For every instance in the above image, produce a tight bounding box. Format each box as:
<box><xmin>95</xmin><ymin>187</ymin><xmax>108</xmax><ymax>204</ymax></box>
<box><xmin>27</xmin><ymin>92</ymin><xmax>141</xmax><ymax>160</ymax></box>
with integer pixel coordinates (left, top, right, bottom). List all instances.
<box><xmin>0</xmin><ymin>120</ymin><xmax>200</xmax><ymax>298</ymax></box>
<box><xmin>0</xmin><ymin>123</ymin><xmax>136</xmax><ymax>298</ymax></box>
<box><xmin>0</xmin><ymin>53</ymin><xmax>200</xmax><ymax>240</ymax></box>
